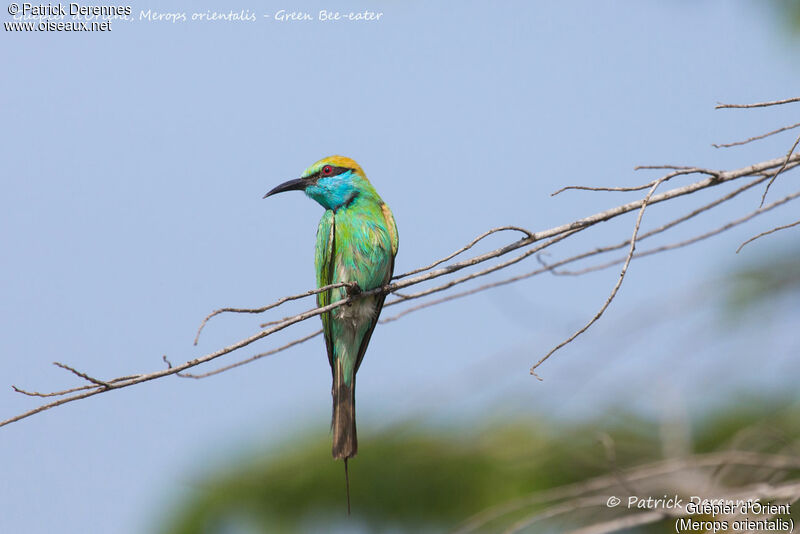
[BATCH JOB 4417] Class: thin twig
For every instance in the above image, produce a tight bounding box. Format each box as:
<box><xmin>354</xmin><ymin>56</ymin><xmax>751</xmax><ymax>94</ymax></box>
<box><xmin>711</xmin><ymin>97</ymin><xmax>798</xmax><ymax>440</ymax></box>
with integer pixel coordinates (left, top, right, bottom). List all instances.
<box><xmin>382</xmin><ymin>182</ymin><xmax>793</xmax><ymax>324</ymax></box>
<box><xmin>2</xmin><ymin>292</ymin><xmax>382</xmax><ymax>428</ymax></box>
<box><xmin>553</xmin><ymin>188</ymin><xmax>800</xmax><ymax>276</ymax></box>
<box><xmin>760</xmin><ymin>133</ymin><xmax>800</xmax><ymax>207</ymax></box>
<box><xmin>254</xmin><ymin>231</ymin><xmax>544</xmax><ymax>332</ymax></box>
<box><xmin>713</xmin><ymin>121</ymin><xmax>800</xmax><ymax>148</ymax></box>
<box><xmin>52</xmin><ymin>362</ymin><xmax>110</xmax><ymax>388</ymax></box>
<box><xmin>384</xmin><ymin>230</ymin><xmax>579</xmax><ymax>306</ymax></box>
<box><xmin>529</xmin><ymin>178</ymin><xmax>665</xmax><ymax>378</ymax></box>
<box><xmin>252</xmin><ymin>228</ymin><xmax>534</xmax><ymax>329</ymax></box>
<box><xmin>716</xmin><ymin>96</ymin><xmax>800</xmax><ymax>109</ymax></box>
<box><xmin>383</xmin><ymin>171</ymin><xmax>782</xmax><ymax>321</ymax></box>
<box><xmin>179</xmin><ymin>330</ymin><xmax>323</xmax><ymax>379</ymax></box>
<box><xmin>552</xmin><ymin>168</ymin><xmax>718</xmax><ymax>196</ymax></box>
<box><xmin>633</xmin><ymin>165</ymin><xmax>693</xmax><ymax>170</ymax></box>
<box><xmin>11</xmin><ymin>375</ymin><xmax>142</xmax><ymax>398</ymax></box>
<box><xmin>393</xmin><ymin>226</ymin><xmax>534</xmax><ymax>279</ymax></box>
<box><xmin>737</xmin><ymin>218</ymin><xmax>800</xmax><ymax>254</ymax></box>
<box><xmin>383</xmin><ymin>165</ymin><xmax>774</xmax><ymax>310</ymax></box>
<box><xmin>12</xmin><ymin>385</ymin><xmax>89</xmax><ymax>398</ymax></box>
<box><xmin>194</xmin><ymin>281</ymin><xmax>357</xmax><ymax>345</ymax></box>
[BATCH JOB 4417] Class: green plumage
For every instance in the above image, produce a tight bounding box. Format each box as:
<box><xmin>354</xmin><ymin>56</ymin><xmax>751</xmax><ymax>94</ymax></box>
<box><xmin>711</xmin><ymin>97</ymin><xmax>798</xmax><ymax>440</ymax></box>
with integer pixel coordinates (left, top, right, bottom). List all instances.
<box><xmin>315</xmin><ymin>189</ymin><xmax>397</xmax><ymax>459</ymax></box>
<box><xmin>316</xmin><ymin>198</ymin><xmax>397</xmax><ymax>380</ymax></box>
<box><xmin>264</xmin><ymin>155</ymin><xmax>398</xmax><ymax>512</ymax></box>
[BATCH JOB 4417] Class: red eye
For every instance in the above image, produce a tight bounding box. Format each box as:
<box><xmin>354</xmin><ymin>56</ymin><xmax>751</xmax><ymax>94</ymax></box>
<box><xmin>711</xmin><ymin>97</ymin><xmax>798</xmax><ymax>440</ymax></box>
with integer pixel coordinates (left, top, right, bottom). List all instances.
<box><xmin>322</xmin><ymin>165</ymin><xmax>333</xmax><ymax>175</ymax></box>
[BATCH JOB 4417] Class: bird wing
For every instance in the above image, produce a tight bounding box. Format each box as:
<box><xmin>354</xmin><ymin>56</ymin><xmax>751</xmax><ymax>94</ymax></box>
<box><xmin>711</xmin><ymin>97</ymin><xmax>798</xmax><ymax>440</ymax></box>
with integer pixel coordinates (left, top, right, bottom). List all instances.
<box><xmin>315</xmin><ymin>210</ymin><xmax>336</xmax><ymax>370</ymax></box>
<box><xmin>353</xmin><ymin>203</ymin><xmax>398</xmax><ymax>374</ymax></box>
<box><xmin>381</xmin><ymin>203</ymin><xmax>399</xmax><ymax>257</ymax></box>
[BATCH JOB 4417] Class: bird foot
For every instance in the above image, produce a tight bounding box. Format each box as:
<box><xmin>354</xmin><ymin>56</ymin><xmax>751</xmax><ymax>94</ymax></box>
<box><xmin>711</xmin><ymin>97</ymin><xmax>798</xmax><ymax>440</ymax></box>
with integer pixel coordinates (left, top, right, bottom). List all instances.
<box><xmin>345</xmin><ymin>282</ymin><xmax>362</xmax><ymax>297</ymax></box>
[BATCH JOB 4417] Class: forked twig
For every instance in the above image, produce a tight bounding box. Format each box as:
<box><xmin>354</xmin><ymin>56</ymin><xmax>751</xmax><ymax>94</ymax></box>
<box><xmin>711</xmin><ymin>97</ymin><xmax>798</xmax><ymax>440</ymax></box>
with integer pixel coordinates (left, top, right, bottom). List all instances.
<box><xmin>194</xmin><ymin>281</ymin><xmax>357</xmax><ymax>345</ymax></box>
<box><xmin>552</xmin><ymin>168</ymin><xmax>718</xmax><ymax>196</ymax></box>
<box><xmin>52</xmin><ymin>362</ymin><xmax>110</xmax><ymax>388</ymax></box>
<box><xmin>529</xmin><ymin>177</ymin><xmax>665</xmax><ymax>378</ymax></box>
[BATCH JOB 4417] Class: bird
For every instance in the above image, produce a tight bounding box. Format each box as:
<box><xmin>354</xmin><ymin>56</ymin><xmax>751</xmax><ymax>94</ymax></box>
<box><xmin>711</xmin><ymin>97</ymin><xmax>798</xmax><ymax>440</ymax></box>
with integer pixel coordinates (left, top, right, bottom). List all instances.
<box><xmin>263</xmin><ymin>155</ymin><xmax>398</xmax><ymax>513</ymax></box>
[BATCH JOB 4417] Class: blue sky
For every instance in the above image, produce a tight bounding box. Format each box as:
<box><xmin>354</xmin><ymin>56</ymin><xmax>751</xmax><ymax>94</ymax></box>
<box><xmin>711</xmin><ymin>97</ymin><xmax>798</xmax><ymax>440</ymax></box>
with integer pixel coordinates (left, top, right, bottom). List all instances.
<box><xmin>2</xmin><ymin>2</ymin><xmax>799</xmax><ymax>532</ymax></box>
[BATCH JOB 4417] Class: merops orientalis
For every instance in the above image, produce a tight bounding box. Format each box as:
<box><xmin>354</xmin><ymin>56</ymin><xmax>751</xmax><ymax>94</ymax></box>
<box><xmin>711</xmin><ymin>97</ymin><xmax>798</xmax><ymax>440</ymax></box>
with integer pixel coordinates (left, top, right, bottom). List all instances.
<box><xmin>264</xmin><ymin>156</ymin><xmax>398</xmax><ymax>512</ymax></box>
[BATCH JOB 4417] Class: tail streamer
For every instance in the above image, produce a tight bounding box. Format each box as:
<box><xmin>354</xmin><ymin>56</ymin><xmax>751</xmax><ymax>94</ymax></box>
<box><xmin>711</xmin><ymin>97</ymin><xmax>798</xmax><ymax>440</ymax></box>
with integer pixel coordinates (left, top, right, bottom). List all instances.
<box><xmin>344</xmin><ymin>457</ymin><xmax>351</xmax><ymax>515</ymax></box>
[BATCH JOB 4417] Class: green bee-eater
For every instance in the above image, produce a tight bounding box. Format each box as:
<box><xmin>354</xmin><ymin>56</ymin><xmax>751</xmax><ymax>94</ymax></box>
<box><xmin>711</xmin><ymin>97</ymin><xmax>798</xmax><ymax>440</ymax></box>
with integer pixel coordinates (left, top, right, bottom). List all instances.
<box><xmin>264</xmin><ymin>155</ymin><xmax>398</xmax><ymax>509</ymax></box>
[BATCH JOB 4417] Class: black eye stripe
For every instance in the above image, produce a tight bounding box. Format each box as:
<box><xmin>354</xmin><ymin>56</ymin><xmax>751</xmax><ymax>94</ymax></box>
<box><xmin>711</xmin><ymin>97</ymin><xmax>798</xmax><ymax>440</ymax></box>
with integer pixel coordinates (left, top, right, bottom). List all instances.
<box><xmin>318</xmin><ymin>166</ymin><xmax>350</xmax><ymax>178</ymax></box>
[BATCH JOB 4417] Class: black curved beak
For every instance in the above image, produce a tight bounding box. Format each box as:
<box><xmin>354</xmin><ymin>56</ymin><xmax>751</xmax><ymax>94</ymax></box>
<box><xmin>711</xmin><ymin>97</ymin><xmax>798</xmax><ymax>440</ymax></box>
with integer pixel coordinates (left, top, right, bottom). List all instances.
<box><xmin>263</xmin><ymin>177</ymin><xmax>308</xmax><ymax>199</ymax></box>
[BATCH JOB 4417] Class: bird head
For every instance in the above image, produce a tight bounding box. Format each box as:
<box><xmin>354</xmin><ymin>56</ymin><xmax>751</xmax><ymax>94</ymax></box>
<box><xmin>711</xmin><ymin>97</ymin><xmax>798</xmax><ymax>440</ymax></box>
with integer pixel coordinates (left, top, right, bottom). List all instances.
<box><xmin>264</xmin><ymin>155</ymin><xmax>376</xmax><ymax>211</ymax></box>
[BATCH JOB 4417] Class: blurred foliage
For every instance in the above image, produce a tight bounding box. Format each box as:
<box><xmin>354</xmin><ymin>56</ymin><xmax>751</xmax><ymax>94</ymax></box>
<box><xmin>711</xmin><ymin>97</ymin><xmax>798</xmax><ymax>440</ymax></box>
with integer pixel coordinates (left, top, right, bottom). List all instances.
<box><xmin>772</xmin><ymin>0</ymin><xmax>800</xmax><ymax>32</ymax></box>
<box><xmin>726</xmin><ymin>247</ymin><xmax>800</xmax><ymax>315</ymax></box>
<box><xmin>157</xmin><ymin>237</ymin><xmax>800</xmax><ymax>534</ymax></box>
<box><xmin>157</xmin><ymin>247</ymin><xmax>800</xmax><ymax>534</ymax></box>
<box><xmin>160</xmin><ymin>401</ymin><xmax>800</xmax><ymax>534</ymax></box>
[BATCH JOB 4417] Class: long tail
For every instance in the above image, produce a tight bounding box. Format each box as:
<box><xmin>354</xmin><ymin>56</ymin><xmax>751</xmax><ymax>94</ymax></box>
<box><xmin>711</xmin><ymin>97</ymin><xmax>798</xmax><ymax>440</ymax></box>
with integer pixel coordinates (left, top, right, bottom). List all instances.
<box><xmin>332</xmin><ymin>361</ymin><xmax>357</xmax><ymax>514</ymax></box>
<box><xmin>332</xmin><ymin>362</ymin><xmax>358</xmax><ymax>459</ymax></box>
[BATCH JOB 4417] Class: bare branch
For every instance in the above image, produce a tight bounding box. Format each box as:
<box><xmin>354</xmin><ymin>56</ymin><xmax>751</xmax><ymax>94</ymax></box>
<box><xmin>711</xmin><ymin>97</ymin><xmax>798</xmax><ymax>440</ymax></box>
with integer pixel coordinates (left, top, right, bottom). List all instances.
<box><xmin>3</xmin><ymin>147</ymin><xmax>799</xmax><ymax>429</ymax></box>
<box><xmin>246</xmin><ymin>227</ymin><xmax>531</xmax><ymax>330</ymax></box>
<box><xmin>552</xmin><ymin>167</ymin><xmax>718</xmax><ymax>196</ymax></box>
<box><xmin>716</xmin><ymin>96</ymin><xmax>800</xmax><ymax>109</ymax></box>
<box><xmin>385</xmin><ymin>161</ymin><xmax>794</xmax><ymax>318</ymax></box>
<box><xmin>633</xmin><ymin>165</ymin><xmax>694</xmax><ymax>170</ymax></box>
<box><xmin>194</xmin><ymin>281</ymin><xmax>357</xmax><ymax>345</ymax></box>
<box><xmin>393</xmin><ymin>226</ymin><xmax>534</xmax><ymax>279</ymax></box>
<box><xmin>12</xmin><ymin>385</ymin><xmax>84</xmax><ymax>398</ymax></box>
<box><xmin>3</xmin><ymin>294</ymin><xmax>379</xmax><ymax>428</ymax></box>
<box><xmin>12</xmin><ymin>374</ymin><xmax>143</xmax><ymax>398</ymax></box>
<box><xmin>530</xmin><ymin>177</ymin><xmax>665</xmax><ymax>378</ymax></box>
<box><xmin>553</xmin><ymin>187</ymin><xmax>800</xmax><ymax>276</ymax></box>
<box><xmin>52</xmin><ymin>362</ymin><xmax>110</xmax><ymax>388</ymax></box>
<box><xmin>384</xmin><ymin>230</ymin><xmax>579</xmax><ymax>306</ymax></box>
<box><xmin>553</xmin><ymin>183</ymin><xmax>653</xmax><ymax>195</ymax></box>
<box><xmin>737</xmin><ymin>218</ymin><xmax>800</xmax><ymax>254</ymax></box>
<box><xmin>384</xmin><ymin>183</ymin><xmax>800</xmax><ymax>324</ymax></box>
<box><xmin>179</xmin><ymin>330</ymin><xmax>322</xmax><ymax>379</ymax></box>
<box><xmin>713</xmin><ymin>121</ymin><xmax>800</xmax><ymax>148</ymax></box>
<box><xmin>760</xmin><ymin>132</ymin><xmax>800</xmax><ymax>207</ymax></box>
<box><xmin>385</xmin><ymin>171</ymin><xmax>786</xmax><ymax>321</ymax></box>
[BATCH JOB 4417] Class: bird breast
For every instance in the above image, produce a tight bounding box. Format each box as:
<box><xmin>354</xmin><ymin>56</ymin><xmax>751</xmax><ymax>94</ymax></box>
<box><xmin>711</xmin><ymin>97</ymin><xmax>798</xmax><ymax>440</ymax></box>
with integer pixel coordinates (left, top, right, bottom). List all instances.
<box><xmin>334</xmin><ymin>295</ymin><xmax>377</xmax><ymax>332</ymax></box>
